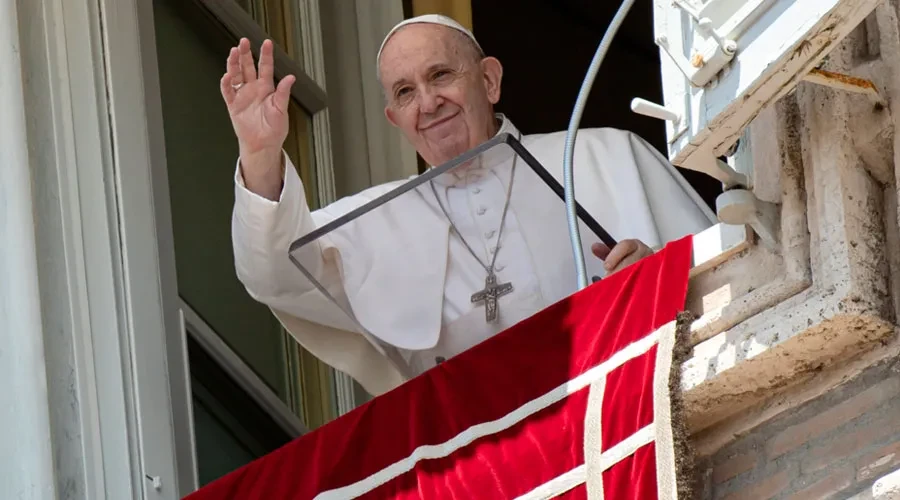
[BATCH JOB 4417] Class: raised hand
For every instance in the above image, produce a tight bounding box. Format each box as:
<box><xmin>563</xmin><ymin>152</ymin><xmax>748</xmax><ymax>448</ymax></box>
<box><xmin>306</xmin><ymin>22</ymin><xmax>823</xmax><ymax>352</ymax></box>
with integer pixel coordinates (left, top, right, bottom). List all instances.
<box><xmin>221</xmin><ymin>38</ymin><xmax>296</xmax><ymax>201</ymax></box>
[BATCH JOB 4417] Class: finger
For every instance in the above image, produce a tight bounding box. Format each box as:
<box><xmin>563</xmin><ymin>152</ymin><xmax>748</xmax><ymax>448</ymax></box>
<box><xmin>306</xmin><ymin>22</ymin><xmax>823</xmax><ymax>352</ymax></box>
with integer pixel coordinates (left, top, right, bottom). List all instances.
<box><xmin>238</xmin><ymin>38</ymin><xmax>257</xmax><ymax>83</ymax></box>
<box><xmin>258</xmin><ymin>39</ymin><xmax>275</xmax><ymax>86</ymax></box>
<box><xmin>591</xmin><ymin>242</ymin><xmax>611</xmax><ymax>260</ymax></box>
<box><xmin>221</xmin><ymin>73</ymin><xmax>237</xmax><ymax>105</ymax></box>
<box><xmin>608</xmin><ymin>253</ymin><xmax>642</xmax><ymax>275</ymax></box>
<box><xmin>227</xmin><ymin>46</ymin><xmax>242</xmax><ymax>84</ymax></box>
<box><xmin>273</xmin><ymin>74</ymin><xmax>296</xmax><ymax>113</ymax></box>
<box><xmin>603</xmin><ymin>239</ymin><xmax>638</xmax><ymax>271</ymax></box>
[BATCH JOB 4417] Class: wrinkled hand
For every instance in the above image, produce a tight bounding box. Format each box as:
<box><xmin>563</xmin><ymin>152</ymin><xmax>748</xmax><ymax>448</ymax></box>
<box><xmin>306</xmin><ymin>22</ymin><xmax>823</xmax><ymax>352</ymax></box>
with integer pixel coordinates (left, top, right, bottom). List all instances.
<box><xmin>591</xmin><ymin>239</ymin><xmax>654</xmax><ymax>275</ymax></box>
<box><xmin>220</xmin><ymin>38</ymin><xmax>295</xmax><ymax>200</ymax></box>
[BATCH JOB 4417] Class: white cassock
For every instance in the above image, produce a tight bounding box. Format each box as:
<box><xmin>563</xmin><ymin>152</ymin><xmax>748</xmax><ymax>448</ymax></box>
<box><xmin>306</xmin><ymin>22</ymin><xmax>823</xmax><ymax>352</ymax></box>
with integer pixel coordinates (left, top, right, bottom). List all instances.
<box><xmin>232</xmin><ymin>114</ymin><xmax>715</xmax><ymax>396</ymax></box>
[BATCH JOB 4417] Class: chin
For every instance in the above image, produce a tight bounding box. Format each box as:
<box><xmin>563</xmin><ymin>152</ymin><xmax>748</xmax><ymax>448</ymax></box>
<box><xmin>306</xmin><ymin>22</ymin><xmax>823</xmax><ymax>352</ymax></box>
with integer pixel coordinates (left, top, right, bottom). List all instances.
<box><xmin>438</xmin><ymin>136</ymin><xmax>473</xmax><ymax>159</ymax></box>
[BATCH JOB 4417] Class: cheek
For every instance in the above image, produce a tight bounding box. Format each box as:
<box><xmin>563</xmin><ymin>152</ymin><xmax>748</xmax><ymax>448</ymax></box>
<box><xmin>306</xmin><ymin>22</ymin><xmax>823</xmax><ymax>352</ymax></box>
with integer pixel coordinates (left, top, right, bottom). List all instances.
<box><xmin>393</xmin><ymin>107</ymin><xmax>418</xmax><ymax>134</ymax></box>
<box><xmin>442</xmin><ymin>87</ymin><xmax>470</xmax><ymax>111</ymax></box>
<box><xmin>454</xmin><ymin>85</ymin><xmax>489</xmax><ymax>116</ymax></box>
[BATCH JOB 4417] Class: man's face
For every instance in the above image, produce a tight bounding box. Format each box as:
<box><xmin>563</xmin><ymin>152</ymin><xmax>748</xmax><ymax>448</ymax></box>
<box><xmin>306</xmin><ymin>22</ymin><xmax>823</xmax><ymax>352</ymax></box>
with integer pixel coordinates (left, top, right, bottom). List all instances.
<box><xmin>379</xmin><ymin>24</ymin><xmax>502</xmax><ymax>167</ymax></box>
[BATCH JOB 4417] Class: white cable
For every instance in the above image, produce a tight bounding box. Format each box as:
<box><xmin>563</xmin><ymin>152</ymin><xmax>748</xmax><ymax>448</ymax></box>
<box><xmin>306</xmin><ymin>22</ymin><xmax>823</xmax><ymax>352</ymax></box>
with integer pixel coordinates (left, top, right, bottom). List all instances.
<box><xmin>563</xmin><ymin>0</ymin><xmax>638</xmax><ymax>289</ymax></box>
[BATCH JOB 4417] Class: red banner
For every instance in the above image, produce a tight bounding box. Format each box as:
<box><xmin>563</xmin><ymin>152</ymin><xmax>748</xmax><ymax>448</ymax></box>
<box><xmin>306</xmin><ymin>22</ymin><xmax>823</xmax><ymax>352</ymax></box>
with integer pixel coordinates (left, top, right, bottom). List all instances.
<box><xmin>186</xmin><ymin>236</ymin><xmax>693</xmax><ymax>499</ymax></box>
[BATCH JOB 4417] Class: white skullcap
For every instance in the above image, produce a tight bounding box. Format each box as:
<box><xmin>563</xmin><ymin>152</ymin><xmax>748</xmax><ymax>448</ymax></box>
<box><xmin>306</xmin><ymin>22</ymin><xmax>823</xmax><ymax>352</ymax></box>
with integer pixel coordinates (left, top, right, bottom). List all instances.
<box><xmin>376</xmin><ymin>14</ymin><xmax>484</xmax><ymax>70</ymax></box>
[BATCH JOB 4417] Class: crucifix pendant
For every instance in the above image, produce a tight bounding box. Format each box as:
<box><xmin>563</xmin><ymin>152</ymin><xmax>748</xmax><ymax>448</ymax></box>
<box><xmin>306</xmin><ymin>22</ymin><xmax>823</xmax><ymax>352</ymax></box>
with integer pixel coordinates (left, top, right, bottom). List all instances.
<box><xmin>471</xmin><ymin>272</ymin><xmax>514</xmax><ymax>323</ymax></box>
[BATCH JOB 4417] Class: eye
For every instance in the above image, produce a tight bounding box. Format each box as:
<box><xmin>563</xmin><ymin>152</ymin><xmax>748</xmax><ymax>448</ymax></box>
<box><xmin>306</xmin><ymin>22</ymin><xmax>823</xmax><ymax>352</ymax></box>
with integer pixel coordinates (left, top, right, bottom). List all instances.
<box><xmin>395</xmin><ymin>86</ymin><xmax>412</xmax><ymax>98</ymax></box>
<box><xmin>432</xmin><ymin>69</ymin><xmax>451</xmax><ymax>80</ymax></box>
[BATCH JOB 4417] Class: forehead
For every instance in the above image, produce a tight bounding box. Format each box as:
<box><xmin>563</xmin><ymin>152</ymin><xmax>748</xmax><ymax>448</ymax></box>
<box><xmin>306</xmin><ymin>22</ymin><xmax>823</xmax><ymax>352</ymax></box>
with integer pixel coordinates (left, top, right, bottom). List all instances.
<box><xmin>379</xmin><ymin>24</ymin><xmax>464</xmax><ymax>82</ymax></box>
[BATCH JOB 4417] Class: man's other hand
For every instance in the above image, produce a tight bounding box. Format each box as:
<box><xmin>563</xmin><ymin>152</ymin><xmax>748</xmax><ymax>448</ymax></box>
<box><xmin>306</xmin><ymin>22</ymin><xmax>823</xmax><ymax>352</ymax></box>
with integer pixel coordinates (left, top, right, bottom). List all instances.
<box><xmin>591</xmin><ymin>239</ymin><xmax>654</xmax><ymax>275</ymax></box>
<box><xmin>220</xmin><ymin>38</ymin><xmax>295</xmax><ymax>201</ymax></box>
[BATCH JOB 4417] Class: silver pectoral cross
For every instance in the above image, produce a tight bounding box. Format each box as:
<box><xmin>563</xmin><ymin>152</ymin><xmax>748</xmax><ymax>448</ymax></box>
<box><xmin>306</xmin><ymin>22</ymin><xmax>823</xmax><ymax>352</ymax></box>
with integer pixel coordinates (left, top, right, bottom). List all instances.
<box><xmin>471</xmin><ymin>272</ymin><xmax>514</xmax><ymax>323</ymax></box>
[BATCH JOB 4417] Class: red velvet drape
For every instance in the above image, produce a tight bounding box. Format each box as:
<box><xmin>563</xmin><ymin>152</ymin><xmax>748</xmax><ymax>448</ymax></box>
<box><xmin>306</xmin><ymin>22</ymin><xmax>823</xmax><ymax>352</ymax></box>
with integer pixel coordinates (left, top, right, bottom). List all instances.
<box><xmin>185</xmin><ymin>235</ymin><xmax>692</xmax><ymax>499</ymax></box>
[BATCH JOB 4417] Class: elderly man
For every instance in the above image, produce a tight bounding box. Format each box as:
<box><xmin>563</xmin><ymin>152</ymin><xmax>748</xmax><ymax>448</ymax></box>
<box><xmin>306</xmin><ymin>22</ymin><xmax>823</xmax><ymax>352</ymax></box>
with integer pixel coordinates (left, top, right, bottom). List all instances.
<box><xmin>224</xmin><ymin>15</ymin><xmax>713</xmax><ymax>395</ymax></box>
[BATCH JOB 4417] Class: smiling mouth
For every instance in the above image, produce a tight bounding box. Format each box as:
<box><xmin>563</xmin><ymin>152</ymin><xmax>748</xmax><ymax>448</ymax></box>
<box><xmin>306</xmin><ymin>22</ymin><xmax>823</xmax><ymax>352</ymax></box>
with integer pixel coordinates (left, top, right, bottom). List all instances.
<box><xmin>420</xmin><ymin>112</ymin><xmax>459</xmax><ymax>131</ymax></box>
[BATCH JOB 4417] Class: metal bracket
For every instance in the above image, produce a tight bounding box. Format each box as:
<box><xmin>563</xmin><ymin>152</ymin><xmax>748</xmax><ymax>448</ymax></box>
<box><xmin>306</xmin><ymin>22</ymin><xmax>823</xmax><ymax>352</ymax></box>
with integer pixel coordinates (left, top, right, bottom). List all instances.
<box><xmin>630</xmin><ymin>96</ymin><xmax>778</xmax><ymax>247</ymax></box>
<box><xmin>145</xmin><ymin>474</ymin><xmax>163</xmax><ymax>492</ymax></box>
<box><xmin>716</xmin><ymin>189</ymin><xmax>779</xmax><ymax>248</ymax></box>
<box><xmin>631</xmin><ymin>102</ymin><xmax>753</xmax><ymax>188</ymax></box>
<box><xmin>631</xmin><ymin>98</ymin><xmax>681</xmax><ymax>125</ymax></box>
<box><xmin>689</xmin><ymin>152</ymin><xmax>750</xmax><ymax>190</ymax></box>
<box><xmin>656</xmin><ymin>0</ymin><xmax>738</xmax><ymax>88</ymax></box>
<box><xmin>656</xmin><ymin>33</ymin><xmax>736</xmax><ymax>88</ymax></box>
<box><xmin>630</xmin><ymin>98</ymin><xmax>688</xmax><ymax>145</ymax></box>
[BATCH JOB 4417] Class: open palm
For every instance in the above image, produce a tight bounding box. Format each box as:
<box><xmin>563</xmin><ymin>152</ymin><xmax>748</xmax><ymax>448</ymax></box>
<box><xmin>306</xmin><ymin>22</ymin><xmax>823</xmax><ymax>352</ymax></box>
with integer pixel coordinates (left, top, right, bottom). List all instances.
<box><xmin>220</xmin><ymin>38</ymin><xmax>296</xmax><ymax>159</ymax></box>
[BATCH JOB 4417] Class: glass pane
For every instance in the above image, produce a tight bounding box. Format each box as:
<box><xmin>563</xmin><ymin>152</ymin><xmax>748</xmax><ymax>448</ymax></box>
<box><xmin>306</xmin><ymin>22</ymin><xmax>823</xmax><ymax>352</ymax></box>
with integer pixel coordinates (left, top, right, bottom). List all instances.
<box><xmin>188</xmin><ymin>335</ymin><xmax>293</xmax><ymax>486</ymax></box>
<box><xmin>153</xmin><ymin>0</ymin><xmax>292</xmax><ymax>403</ymax></box>
<box><xmin>192</xmin><ymin>395</ymin><xmax>257</xmax><ymax>486</ymax></box>
<box><xmin>285</xmin><ymin>135</ymin><xmax>616</xmax><ymax>376</ymax></box>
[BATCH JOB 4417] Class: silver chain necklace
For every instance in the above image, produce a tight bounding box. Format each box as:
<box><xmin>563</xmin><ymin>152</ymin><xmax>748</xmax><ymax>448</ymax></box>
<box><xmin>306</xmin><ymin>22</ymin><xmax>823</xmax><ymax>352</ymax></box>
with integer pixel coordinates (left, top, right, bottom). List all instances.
<box><xmin>429</xmin><ymin>150</ymin><xmax>518</xmax><ymax>323</ymax></box>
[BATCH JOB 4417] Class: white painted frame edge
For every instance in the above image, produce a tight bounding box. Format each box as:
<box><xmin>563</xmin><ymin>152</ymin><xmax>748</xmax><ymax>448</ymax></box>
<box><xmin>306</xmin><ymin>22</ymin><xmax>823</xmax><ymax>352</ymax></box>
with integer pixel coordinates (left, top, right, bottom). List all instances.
<box><xmin>15</xmin><ymin>0</ymin><xmax>186</xmax><ymax>496</ymax></box>
<box><xmin>3</xmin><ymin>0</ymin><xmax>67</xmax><ymax>497</ymax></box>
<box><xmin>98</xmin><ymin>0</ymin><xmax>188</xmax><ymax>496</ymax></box>
<box><xmin>20</xmin><ymin>0</ymin><xmax>182</xmax><ymax>496</ymax></box>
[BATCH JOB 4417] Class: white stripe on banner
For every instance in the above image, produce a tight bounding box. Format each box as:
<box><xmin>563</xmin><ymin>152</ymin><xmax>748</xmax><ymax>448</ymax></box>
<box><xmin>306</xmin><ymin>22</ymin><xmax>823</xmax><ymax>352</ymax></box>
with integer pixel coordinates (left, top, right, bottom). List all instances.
<box><xmin>584</xmin><ymin>377</ymin><xmax>607</xmax><ymax>498</ymax></box>
<box><xmin>514</xmin><ymin>465</ymin><xmax>586</xmax><ymax>500</ymax></box>
<box><xmin>314</xmin><ymin>328</ymin><xmax>663</xmax><ymax>500</ymax></box>
<box><xmin>598</xmin><ymin>424</ymin><xmax>655</xmax><ymax>472</ymax></box>
<box><xmin>514</xmin><ymin>424</ymin><xmax>657</xmax><ymax>499</ymax></box>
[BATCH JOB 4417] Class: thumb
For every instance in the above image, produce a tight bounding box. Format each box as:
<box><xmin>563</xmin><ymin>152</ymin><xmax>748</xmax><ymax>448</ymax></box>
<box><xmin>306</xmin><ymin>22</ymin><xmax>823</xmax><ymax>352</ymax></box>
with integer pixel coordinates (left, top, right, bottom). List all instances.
<box><xmin>592</xmin><ymin>242</ymin><xmax>611</xmax><ymax>260</ymax></box>
<box><xmin>273</xmin><ymin>74</ymin><xmax>296</xmax><ymax>113</ymax></box>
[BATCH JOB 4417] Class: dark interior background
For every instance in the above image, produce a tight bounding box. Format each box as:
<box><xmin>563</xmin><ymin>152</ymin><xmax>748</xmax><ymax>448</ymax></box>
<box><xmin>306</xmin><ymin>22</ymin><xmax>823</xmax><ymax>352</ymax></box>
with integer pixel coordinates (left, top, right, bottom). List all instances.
<box><xmin>467</xmin><ymin>0</ymin><xmax>722</xmax><ymax>209</ymax></box>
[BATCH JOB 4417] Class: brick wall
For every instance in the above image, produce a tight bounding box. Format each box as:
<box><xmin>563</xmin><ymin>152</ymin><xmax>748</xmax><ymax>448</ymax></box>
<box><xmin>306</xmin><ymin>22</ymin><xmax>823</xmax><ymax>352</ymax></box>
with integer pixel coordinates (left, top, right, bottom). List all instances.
<box><xmin>699</xmin><ymin>356</ymin><xmax>900</xmax><ymax>499</ymax></box>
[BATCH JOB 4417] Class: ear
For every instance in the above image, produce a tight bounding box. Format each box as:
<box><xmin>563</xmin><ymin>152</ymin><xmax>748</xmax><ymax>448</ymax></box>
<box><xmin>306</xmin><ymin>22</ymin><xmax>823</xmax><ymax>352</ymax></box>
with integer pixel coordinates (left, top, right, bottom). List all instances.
<box><xmin>384</xmin><ymin>105</ymin><xmax>399</xmax><ymax>128</ymax></box>
<box><xmin>480</xmin><ymin>57</ymin><xmax>503</xmax><ymax>104</ymax></box>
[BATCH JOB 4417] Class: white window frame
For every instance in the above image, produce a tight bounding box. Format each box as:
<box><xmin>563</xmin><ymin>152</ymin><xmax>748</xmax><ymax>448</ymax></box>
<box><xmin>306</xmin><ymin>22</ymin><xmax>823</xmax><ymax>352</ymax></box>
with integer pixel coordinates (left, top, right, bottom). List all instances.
<box><xmin>25</xmin><ymin>0</ymin><xmax>346</xmax><ymax>496</ymax></box>
<box><xmin>6</xmin><ymin>0</ymin><xmax>191</xmax><ymax>496</ymax></box>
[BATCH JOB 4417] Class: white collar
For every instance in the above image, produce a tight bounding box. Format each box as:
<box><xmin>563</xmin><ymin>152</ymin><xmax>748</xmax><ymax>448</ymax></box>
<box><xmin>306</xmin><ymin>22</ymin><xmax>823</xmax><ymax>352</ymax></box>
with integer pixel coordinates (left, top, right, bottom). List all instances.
<box><xmin>430</xmin><ymin>114</ymin><xmax>522</xmax><ymax>188</ymax></box>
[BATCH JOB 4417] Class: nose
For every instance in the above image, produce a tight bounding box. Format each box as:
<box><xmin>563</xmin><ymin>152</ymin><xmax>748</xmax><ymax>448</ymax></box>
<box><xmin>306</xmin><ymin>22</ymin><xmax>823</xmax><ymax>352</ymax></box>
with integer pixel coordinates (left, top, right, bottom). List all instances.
<box><xmin>417</xmin><ymin>87</ymin><xmax>442</xmax><ymax>114</ymax></box>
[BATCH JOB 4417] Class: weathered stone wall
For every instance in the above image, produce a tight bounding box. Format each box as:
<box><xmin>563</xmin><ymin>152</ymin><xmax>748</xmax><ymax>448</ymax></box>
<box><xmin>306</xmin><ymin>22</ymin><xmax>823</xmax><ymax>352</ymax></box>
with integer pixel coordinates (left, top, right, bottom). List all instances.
<box><xmin>686</xmin><ymin>3</ymin><xmax>900</xmax><ymax>498</ymax></box>
<box><xmin>699</xmin><ymin>357</ymin><xmax>900</xmax><ymax>499</ymax></box>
